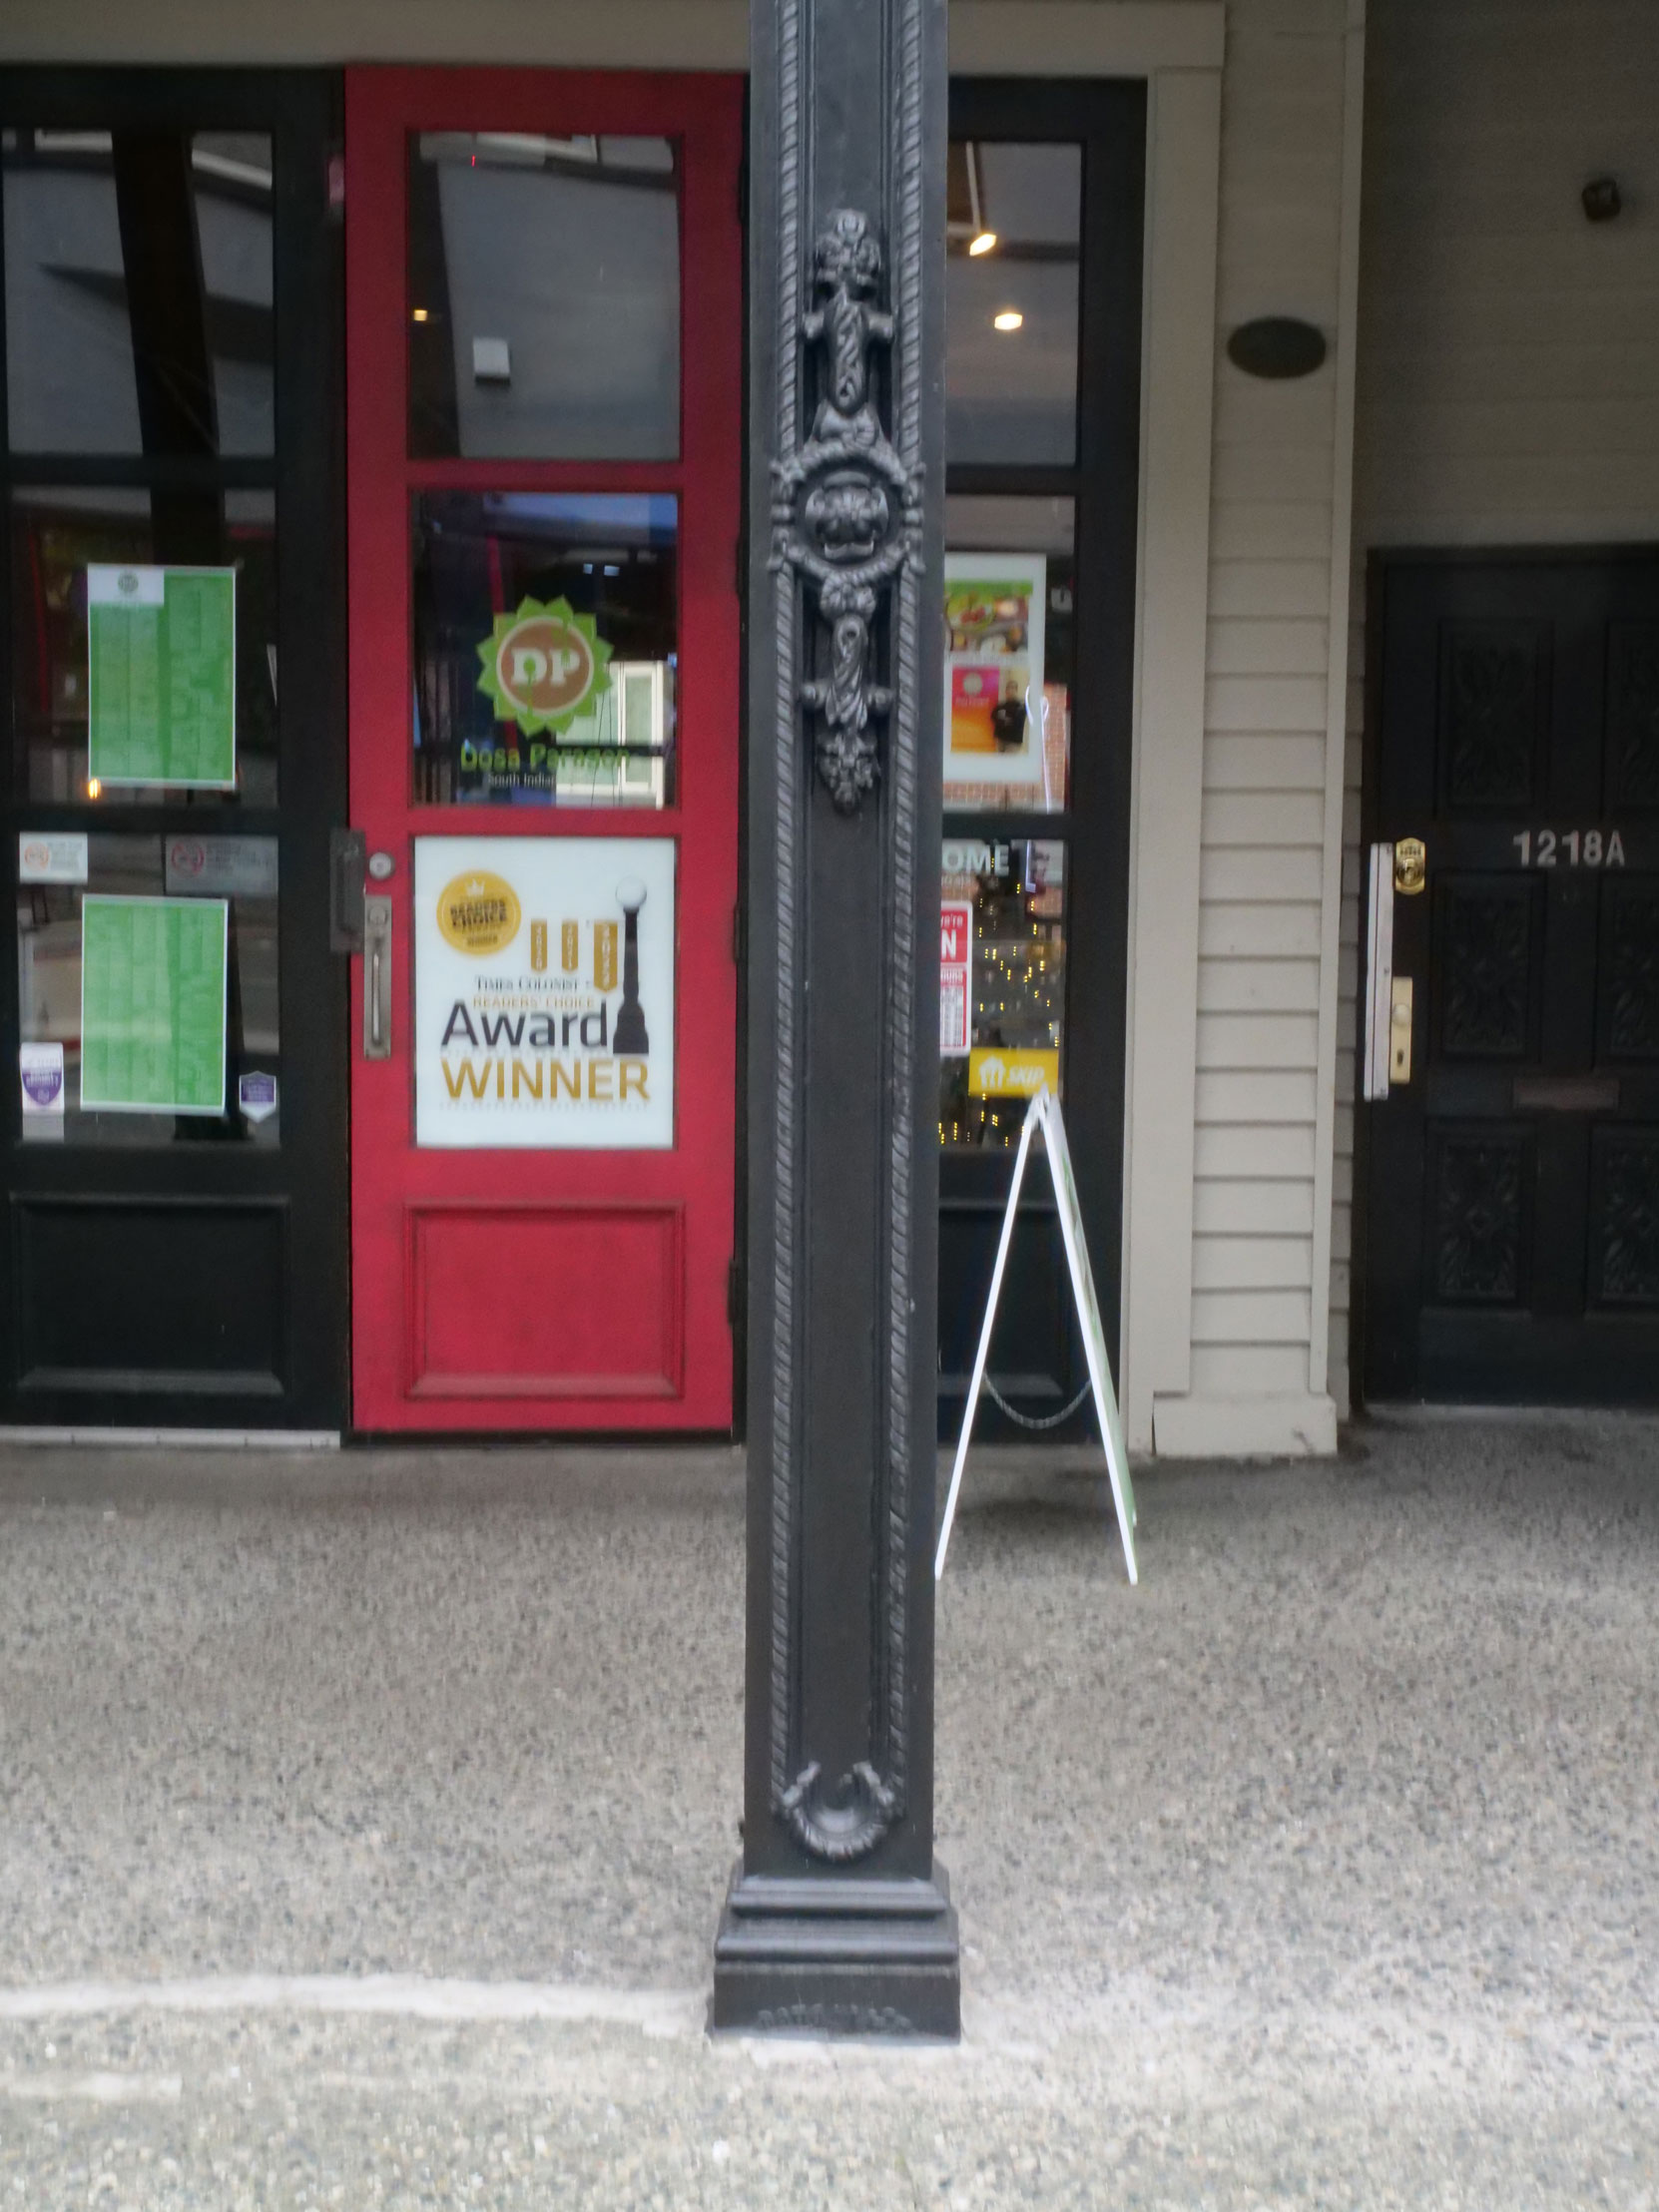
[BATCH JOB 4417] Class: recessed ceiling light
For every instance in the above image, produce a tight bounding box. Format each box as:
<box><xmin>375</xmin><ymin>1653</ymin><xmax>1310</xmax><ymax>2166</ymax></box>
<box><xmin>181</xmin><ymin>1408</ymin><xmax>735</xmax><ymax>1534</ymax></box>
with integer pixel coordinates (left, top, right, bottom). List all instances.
<box><xmin>993</xmin><ymin>309</ymin><xmax>1023</xmax><ymax>332</ymax></box>
<box><xmin>968</xmin><ymin>230</ymin><xmax>997</xmax><ymax>257</ymax></box>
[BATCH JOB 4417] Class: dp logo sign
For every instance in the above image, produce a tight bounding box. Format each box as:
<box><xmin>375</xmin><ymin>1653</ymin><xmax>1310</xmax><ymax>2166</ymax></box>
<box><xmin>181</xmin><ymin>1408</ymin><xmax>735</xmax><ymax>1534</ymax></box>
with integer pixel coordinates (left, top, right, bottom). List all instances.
<box><xmin>477</xmin><ymin>596</ymin><xmax>612</xmax><ymax>739</ymax></box>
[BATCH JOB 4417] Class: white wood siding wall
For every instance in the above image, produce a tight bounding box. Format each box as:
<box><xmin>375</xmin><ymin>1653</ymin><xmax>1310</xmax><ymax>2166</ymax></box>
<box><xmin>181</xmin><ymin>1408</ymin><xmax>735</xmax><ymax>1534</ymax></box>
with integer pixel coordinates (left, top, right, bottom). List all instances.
<box><xmin>1153</xmin><ymin>0</ymin><xmax>1357</xmax><ymax>1454</ymax></box>
<box><xmin>1333</xmin><ymin>0</ymin><xmax>1659</xmax><ymax>1409</ymax></box>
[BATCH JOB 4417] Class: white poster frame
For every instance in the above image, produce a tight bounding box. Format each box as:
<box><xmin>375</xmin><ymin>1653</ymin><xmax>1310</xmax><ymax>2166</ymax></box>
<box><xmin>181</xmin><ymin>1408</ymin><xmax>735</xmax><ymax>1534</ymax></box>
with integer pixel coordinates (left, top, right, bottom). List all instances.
<box><xmin>412</xmin><ymin>834</ymin><xmax>676</xmax><ymax>1150</ymax></box>
<box><xmin>934</xmin><ymin>1084</ymin><xmax>1138</xmax><ymax>1583</ymax></box>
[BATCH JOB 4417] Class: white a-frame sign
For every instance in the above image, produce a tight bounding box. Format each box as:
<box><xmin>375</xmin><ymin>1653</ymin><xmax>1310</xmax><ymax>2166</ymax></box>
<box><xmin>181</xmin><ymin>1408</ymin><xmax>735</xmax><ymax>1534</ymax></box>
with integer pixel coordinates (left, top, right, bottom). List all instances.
<box><xmin>934</xmin><ymin>1086</ymin><xmax>1138</xmax><ymax>1583</ymax></box>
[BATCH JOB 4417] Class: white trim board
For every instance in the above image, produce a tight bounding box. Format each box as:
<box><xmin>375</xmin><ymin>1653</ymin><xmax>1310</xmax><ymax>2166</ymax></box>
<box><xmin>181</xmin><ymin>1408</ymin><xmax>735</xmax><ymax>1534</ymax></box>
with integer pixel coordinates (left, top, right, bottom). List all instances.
<box><xmin>0</xmin><ymin>1426</ymin><xmax>341</xmax><ymax>1450</ymax></box>
<box><xmin>954</xmin><ymin>3</ymin><xmax>1225</xmax><ymax>74</ymax></box>
<box><xmin>1308</xmin><ymin>0</ymin><xmax>1368</xmax><ymax>1404</ymax></box>
<box><xmin>1118</xmin><ymin>63</ymin><xmax>1223</xmax><ymax>1453</ymax></box>
<box><xmin>0</xmin><ymin>0</ymin><xmax>1225</xmax><ymax>71</ymax></box>
<box><xmin>0</xmin><ymin>0</ymin><xmax>747</xmax><ymax>65</ymax></box>
<box><xmin>1152</xmin><ymin>1392</ymin><xmax>1339</xmax><ymax>1460</ymax></box>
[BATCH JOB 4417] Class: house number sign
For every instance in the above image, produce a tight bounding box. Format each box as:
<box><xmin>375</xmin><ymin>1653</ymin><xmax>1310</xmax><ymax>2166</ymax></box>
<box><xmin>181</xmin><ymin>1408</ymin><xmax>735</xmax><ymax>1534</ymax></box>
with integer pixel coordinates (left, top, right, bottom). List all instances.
<box><xmin>1510</xmin><ymin>829</ymin><xmax>1628</xmax><ymax>868</ymax></box>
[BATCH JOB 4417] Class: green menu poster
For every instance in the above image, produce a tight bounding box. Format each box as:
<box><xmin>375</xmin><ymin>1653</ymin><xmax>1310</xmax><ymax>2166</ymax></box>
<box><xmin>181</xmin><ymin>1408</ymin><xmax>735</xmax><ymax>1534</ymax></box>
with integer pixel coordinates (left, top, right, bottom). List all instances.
<box><xmin>87</xmin><ymin>565</ymin><xmax>237</xmax><ymax>789</ymax></box>
<box><xmin>80</xmin><ymin>896</ymin><xmax>229</xmax><ymax>1115</ymax></box>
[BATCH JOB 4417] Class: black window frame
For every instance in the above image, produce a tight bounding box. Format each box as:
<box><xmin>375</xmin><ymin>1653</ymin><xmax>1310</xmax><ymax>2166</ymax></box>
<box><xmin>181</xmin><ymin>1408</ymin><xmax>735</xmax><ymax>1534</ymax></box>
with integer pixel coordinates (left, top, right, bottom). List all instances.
<box><xmin>939</xmin><ymin>76</ymin><xmax>1145</xmax><ymax>1438</ymax></box>
<box><xmin>0</xmin><ymin>67</ymin><xmax>349</xmax><ymax>1430</ymax></box>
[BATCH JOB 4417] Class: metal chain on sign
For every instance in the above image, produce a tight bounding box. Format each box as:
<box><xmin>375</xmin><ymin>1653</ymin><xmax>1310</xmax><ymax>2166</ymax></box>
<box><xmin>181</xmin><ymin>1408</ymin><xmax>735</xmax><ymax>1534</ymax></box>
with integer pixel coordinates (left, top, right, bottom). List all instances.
<box><xmin>982</xmin><ymin>1379</ymin><xmax>1093</xmax><ymax>1431</ymax></box>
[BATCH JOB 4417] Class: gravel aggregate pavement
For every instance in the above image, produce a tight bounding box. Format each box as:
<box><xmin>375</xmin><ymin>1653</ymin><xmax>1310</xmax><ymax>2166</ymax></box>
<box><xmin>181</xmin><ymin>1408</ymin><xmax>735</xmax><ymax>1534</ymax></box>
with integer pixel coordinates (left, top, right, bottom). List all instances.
<box><xmin>0</xmin><ymin>1412</ymin><xmax>1654</xmax><ymax>2206</ymax></box>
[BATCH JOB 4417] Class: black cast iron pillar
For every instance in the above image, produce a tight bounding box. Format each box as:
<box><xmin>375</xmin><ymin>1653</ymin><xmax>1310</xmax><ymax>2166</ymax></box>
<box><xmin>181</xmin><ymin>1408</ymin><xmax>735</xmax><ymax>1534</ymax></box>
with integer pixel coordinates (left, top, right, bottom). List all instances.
<box><xmin>712</xmin><ymin>0</ymin><xmax>957</xmax><ymax>2038</ymax></box>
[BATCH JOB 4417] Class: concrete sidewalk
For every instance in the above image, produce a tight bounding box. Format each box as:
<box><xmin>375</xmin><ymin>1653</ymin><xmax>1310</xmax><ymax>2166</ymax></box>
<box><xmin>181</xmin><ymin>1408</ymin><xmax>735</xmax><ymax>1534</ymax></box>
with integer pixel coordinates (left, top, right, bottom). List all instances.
<box><xmin>0</xmin><ymin>1415</ymin><xmax>1655</xmax><ymax>2206</ymax></box>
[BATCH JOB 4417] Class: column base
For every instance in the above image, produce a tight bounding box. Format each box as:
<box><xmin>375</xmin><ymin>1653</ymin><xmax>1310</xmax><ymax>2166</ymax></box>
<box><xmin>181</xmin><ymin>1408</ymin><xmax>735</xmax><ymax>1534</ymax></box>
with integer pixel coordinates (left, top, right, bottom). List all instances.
<box><xmin>711</xmin><ymin>1863</ymin><xmax>960</xmax><ymax>2039</ymax></box>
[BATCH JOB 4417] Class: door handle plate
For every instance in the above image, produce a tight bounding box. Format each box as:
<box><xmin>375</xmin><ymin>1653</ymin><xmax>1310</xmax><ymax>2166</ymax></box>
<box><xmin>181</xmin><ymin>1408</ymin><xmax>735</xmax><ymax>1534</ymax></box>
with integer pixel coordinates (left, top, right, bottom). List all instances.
<box><xmin>330</xmin><ymin>828</ymin><xmax>366</xmax><ymax>953</ymax></box>
<box><xmin>1388</xmin><ymin>975</ymin><xmax>1413</xmax><ymax>1083</ymax></box>
<box><xmin>363</xmin><ymin>893</ymin><xmax>392</xmax><ymax>1060</ymax></box>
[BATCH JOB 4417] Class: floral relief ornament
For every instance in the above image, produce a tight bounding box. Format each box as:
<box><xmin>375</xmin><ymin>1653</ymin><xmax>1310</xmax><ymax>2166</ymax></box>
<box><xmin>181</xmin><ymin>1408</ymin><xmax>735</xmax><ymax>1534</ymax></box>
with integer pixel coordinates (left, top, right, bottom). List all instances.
<box><xmin>773</xmin><ymin>208</ymin><xmax>923</xmax><ymax>814</ymax></box>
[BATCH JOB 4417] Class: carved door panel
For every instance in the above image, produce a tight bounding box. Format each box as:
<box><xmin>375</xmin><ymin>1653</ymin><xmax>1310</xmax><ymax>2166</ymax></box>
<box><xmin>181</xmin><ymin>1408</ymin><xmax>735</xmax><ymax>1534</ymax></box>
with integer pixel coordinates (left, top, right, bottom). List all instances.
<box><xmin>1363</xmin><ymin>553</ymin><xmax>1659</xmax><ymax>1404</ymax></box>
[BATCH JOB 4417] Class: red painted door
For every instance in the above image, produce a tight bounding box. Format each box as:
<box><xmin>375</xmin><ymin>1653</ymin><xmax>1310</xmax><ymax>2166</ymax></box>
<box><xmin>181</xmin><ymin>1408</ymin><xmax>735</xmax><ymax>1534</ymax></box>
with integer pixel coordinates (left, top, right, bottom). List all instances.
<box><xmin>345</xmin><ymin>68</ymin><xmax>742</xmax><ymax>1430</ymax></box>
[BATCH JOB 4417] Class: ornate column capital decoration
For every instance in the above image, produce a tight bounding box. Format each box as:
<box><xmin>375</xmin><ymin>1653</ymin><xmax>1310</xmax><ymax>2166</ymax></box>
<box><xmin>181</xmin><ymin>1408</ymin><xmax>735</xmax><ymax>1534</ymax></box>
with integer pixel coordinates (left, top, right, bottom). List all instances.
<box><xmin>772</xmin><ymin>209</ymin><xmax>923</xmax><ymax>815</ymax></box>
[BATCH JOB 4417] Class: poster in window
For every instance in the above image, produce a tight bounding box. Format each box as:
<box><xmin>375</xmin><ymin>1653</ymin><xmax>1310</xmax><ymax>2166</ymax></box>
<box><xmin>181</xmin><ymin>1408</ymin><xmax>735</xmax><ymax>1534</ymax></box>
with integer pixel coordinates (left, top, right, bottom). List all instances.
<box><xmin>942</xmin><ymin>553</ymin><xmax>1046</xmax><ymax>790</ymax></box>
<box><xmin>79</xmin><ymin>895</ymin><xmax>229</xmax><ymax>1115</ymax></box>
<box><xmin>87</xmin><ymin>565</ymin><xmax>237</xmax><ymax>789</ymax></box>
<box><xmin>939</xmin><ymin>898</ymin><xmax>973</xmax><ymax>1057</ymax></box>
<box><xmin>413</xmin><ymin>836</ymin><xmax>675</xmax><ymax>1149</ymax></box>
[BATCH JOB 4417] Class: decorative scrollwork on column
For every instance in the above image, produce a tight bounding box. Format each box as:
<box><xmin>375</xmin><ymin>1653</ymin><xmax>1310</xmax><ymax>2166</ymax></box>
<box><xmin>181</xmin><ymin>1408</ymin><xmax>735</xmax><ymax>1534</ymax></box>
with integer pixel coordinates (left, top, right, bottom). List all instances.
<box><xmin>780</xmin><ymin>1760</ymin><xmax>898</xmax><ymax>1862</ymax></box>
<box><xmin>757</xmin><ymin>0</ymin><xmax>933</xmax><ymax>1881</ymax></box>
<box><xmin>772</xmin><ymin>208</ymin><xmax>923</xmax><ymax>815</ymax></box>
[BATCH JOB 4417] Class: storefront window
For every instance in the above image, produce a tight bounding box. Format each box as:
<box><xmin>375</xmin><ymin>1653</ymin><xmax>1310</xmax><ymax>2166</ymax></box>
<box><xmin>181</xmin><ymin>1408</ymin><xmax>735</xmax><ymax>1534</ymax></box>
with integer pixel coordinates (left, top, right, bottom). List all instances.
<box><xmin>3</xmin><ymin>129</ymin><xmax>274</xmax><ymax>458</ymax></box>
<box><xmin>7</xmin><ymin>487</ymin><xmax>278</xmax><ymax>807</ymax></box>
<box><xmin>16</xmin><ymin>830</ymin><xmax>279</xmax><ymax>1147</ymax></box>
<box><xmin>940</xmin><ymin>495</ymin><xmax>1074</xmax><ymax>1148</ymax></box>
<box><xmin>941</xmin><ymin>130</ymin><xmax>1084</xmax><ymax>1152</ymax></box>
<box><xmin>945</xmin><ymin>141</ymin><xmax>1080</xmax><ymax>466</ymax></box>
<box><xmin>407</xmin><ymin>133</ymin><xmax>680</xmax><ymax>461</ymax></box>
<box><xmin>410</xmin><ymin>490</ymin><xmax>677</xmax><ymax>808</ymax></box>
<box><xmin>939</xmin><ymin>85</ymin><xmax>1141</xmax><ymax>1427</ymax></box>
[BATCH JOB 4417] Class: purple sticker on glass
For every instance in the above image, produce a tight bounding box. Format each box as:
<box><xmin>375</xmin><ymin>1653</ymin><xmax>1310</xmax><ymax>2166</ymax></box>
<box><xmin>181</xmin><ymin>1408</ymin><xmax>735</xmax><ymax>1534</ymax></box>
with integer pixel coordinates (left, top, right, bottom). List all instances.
<box><xmin>19</xmin><ymin>1044</ymin><xmax>65</xmax><ymax>1113</ymax></box>
<box><xmin>239</xmin><ymin>1070</ymin><xmax>277</xmax><ymax>1124</ymax></box>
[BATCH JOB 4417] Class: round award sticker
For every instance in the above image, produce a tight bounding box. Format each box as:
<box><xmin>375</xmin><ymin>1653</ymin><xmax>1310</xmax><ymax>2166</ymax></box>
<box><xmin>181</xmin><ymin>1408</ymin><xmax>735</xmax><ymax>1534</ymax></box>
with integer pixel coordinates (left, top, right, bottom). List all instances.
<box><xmin>436</xmin><ymin>870</ymin><xmax>522</xmax><ymax>956</ymax></box>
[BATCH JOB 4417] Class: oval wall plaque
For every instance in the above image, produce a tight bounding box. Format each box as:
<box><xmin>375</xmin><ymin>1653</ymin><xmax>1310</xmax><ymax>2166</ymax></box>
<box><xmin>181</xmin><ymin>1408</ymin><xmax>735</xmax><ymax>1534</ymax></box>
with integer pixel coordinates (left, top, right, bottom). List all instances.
<box><xmin>1227</xmin><ymin>316</ymin><xmax>1328</xmax><ymax>379</ymax></box>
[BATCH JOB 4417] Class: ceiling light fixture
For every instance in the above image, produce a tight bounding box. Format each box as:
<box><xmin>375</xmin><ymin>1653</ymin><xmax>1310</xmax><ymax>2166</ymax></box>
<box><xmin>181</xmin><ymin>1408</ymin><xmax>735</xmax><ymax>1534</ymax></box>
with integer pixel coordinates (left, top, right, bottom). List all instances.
<box><xmin>993</xmin><ymin>309</ymin><xmax>1023</xmax><ymax>332</ymax></box>
<box><xmin>968</xmin><ymin>230</ymin><xmax>997</xmax><ymax>257</ymax></box>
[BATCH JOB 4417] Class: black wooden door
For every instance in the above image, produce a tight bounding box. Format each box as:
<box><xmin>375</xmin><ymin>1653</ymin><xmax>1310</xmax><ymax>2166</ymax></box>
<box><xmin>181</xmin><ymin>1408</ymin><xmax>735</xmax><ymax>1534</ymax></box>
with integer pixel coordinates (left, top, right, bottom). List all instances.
<box><xmin>1362</xmin><ymin>551</ymin><xmax>1659</xmax><ymax>1405</ymax></box>
<box><xmin>0</xmin><ymin>72</ymin><xmax>347</xmax><ymax>1429</ymax></box>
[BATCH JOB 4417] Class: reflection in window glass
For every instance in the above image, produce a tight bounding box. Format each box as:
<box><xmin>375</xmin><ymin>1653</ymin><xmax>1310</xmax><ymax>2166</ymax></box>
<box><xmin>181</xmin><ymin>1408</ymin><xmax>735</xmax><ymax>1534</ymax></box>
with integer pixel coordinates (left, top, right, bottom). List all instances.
<box><xmin>945</xmin><ymin>142</ymin><xmax>1080</xmax><ymax>466</ymax></box>
<box><xmin>408</xmin><ymin>133</ymin><xmax>680</xmax><ymax>460</ymax></box>
<box><xmin>939</xmin><ymin>836</ymin><xmax>1066</xmax><ymax>1149</ymax></box>
<box><xmin>3</xmin><ymin>130</ymin><xmax>274</xmax><ymax>456</ymax></box>
<box><xmin>411</xmin><ymin>491</ymin><xmax>677</xmax><ymax>809</ymax></box>
<box><xmin>7</xmin><ymin>488</ymin><xmax>278</xmax><ymax>807</ymax></box>
<box><xmin>943</xmin><ymin>495</ymin><xmax>1074</xmax><ymax>813</ymax></box>
<box><xmin>17</xmin><ymin>831</ymin><xmax>279</xmax><ymax>1148</ymax></box>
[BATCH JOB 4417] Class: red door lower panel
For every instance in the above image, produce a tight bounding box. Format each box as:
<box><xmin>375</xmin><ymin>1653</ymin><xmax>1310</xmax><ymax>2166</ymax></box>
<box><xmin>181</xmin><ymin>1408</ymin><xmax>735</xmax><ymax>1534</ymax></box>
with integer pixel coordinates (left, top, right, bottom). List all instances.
<box><xmin>404</xmin><ymin>1204</ymin><xmax>685</xmax><ymax>1400</ymax></box>
<box><xmin>344</xmin><ymin>66</ymin><xmax>742</xmax><ymax>1431</ymax></box>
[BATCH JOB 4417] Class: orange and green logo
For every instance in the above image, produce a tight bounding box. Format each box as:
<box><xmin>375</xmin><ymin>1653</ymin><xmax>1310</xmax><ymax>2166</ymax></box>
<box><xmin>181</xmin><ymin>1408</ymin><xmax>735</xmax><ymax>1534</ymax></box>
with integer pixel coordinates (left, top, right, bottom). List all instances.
<box><xmin>477</xmin><ymin>596</ymin><xmax>612</xmax><ymax>739</ymax></box>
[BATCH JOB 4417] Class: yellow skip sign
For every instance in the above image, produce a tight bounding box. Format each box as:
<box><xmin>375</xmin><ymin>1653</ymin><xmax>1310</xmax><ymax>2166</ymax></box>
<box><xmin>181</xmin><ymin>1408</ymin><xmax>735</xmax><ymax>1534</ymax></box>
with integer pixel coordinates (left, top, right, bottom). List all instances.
<box><xmin>968</xmin><ymin>1047</ymin><xmax>1058</xmax><ymax>1098</ymax></box>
